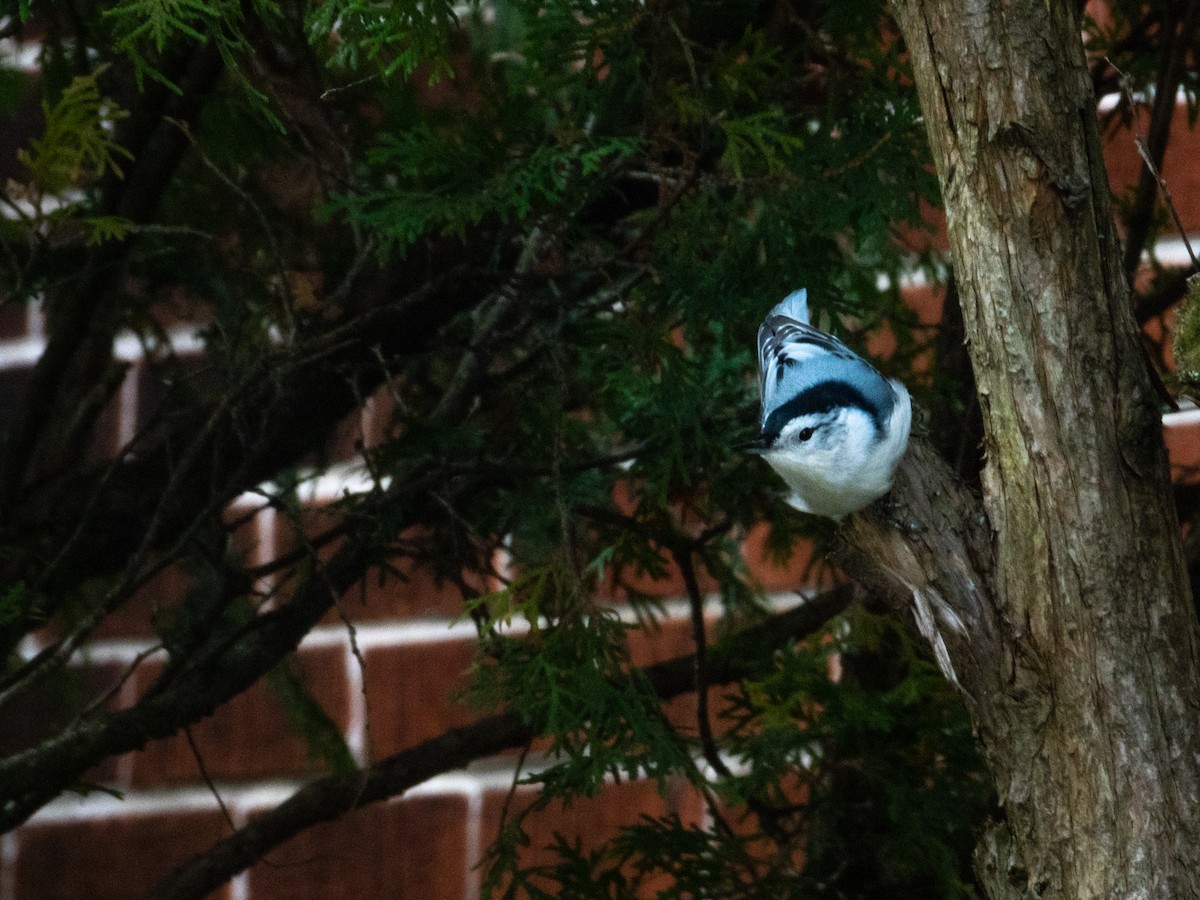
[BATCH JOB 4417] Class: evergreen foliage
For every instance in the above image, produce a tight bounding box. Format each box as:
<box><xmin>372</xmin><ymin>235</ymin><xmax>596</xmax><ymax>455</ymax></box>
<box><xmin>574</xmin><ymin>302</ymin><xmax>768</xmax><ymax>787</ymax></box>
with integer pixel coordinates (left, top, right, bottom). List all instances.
<box><xmin>0</xmin><ymin>0</ymin><xmax>1190</xmax><ymax>897</ymax></box>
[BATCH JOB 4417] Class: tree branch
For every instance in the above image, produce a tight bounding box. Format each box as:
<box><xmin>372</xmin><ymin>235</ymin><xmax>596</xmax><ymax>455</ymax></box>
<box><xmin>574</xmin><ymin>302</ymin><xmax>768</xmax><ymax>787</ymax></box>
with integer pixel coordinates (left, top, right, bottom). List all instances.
<box><xmin>1119</xmin><ymin>0</ymin><xmax>1200</xmax><ymax>283</ymax></box>
<box><xmin>878</xmin><ymin>1</ymin><xmax>1200</xmax><ymax>893</ymax></box>
<box><xmin>834</xmin><ymin>439</ymin><xmax>995</xmax><ymax>712</ymax></box>
<box><xmin>0</xmin><ymin>255</ymin><xmax>642</xmax><ymax>827</ymax></box>
<box><xmin>145</xmin><ymin>586</ymin><xmax>854</xmax><ymax>900</ymax></box>
<box><xmin>0</xmin><ymin>501</ymin><xmax>389</xmax><ymax>830</ymax></box>
<box><xmin>0</xmin><ymin>266</ymin><xmax>486</xmax><ymax>654</ymax></box>
<box><xmin>0</xmin><ymin>40</ymin><xmax>226</xmax><ymax>508</ymax></box>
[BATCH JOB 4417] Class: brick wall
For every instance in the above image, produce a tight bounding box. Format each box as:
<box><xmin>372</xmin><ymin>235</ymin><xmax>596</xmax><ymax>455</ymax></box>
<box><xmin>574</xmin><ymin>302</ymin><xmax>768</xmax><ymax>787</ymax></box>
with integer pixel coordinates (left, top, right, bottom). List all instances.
<box><xmin>0</xmin><ymin>407</ymin><xmax>815</xmax><ymax>900</ymax></box>
<box><xmin>3</xmin><ymin>33</ymin><xmax>1200</xmax><ymax>900</ymax></box>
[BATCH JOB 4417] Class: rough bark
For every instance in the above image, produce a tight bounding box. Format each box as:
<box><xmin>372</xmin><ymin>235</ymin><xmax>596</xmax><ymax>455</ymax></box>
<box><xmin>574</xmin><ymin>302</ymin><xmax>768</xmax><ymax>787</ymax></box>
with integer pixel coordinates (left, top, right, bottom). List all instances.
<box><xmin>839</xmin><ymin>2</ymin><xmax>1200</xmax><ymax>897</ymax></box>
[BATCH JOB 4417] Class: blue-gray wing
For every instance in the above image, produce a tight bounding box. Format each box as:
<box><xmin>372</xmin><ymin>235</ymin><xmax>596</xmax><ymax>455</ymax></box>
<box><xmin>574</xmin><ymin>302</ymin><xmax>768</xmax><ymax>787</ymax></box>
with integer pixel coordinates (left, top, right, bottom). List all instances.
<box><xmin>757</xmin><ymin>311</ymin><xmax>863</xmax><ymax>431</ymax></box>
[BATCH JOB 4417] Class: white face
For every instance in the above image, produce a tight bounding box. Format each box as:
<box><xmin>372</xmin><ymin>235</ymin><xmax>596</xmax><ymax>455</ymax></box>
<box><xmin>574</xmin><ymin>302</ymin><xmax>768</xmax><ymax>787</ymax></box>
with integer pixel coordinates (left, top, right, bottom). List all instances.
<box><xmin>759</xmin><ymin>379</ymin><xmax>912</xmax><ymax>519</ymax></box>
<box><xmin>777</xmin><ymin>408</ymin><xmax>879</xmax><ymax>474</ymax></box>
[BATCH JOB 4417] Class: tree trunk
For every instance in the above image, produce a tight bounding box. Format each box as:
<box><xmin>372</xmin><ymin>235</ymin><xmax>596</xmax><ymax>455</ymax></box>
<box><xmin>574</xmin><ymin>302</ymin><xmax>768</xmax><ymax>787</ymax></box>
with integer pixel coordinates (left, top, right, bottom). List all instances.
<box><xmin>842</xmin><ymin>1</ymin><xmax>1200</xmax><ymax>896</ymax></box>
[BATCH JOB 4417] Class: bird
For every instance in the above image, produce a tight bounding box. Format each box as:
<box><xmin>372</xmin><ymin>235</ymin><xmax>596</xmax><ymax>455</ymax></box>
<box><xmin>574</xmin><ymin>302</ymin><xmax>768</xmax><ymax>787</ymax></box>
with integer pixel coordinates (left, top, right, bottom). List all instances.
<box><xmin>751</xmin><ymin>289</ymin><xmax>912</xmax><ymax>519</ymax></box>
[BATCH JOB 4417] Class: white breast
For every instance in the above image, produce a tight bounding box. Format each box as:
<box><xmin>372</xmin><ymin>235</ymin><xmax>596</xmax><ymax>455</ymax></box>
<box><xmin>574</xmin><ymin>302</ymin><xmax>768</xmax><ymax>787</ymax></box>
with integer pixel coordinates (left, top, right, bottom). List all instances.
<box><xmin>763</xmin><ymin>381</ymin><xmax>912</xmax><ymax>519</ymax></box>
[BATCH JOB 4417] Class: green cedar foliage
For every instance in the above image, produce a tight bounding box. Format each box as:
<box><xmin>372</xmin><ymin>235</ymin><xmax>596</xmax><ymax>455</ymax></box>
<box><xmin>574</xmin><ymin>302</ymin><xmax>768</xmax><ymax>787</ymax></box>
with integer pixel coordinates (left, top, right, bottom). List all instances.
<box><xmin>317</xmin><ymin>0</ymin><xmax>981</xmax><ymax>892</ymax></box>
<box><xmin>1176</xmin><ymin>274</ymin><xmax>1200</xmax><ymax>393</ymax></box>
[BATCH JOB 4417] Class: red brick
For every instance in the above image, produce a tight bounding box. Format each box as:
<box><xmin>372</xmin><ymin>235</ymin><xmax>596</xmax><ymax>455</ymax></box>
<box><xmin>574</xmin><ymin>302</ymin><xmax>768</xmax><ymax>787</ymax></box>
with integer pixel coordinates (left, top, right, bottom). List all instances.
<box><xmin>414</xmin><ymin>51</ymin><xmax>484</xmax><ymax>114</ymax></box>
<box><xmin>0</xmin><ymin>367</ymin><xmax>33</xmax><ymax>430</ymax></box>
<box><xmin>90</xmin><ymin>503</ymin><xmax>266</xmax><ymax>641</ymax></box>
<box><xmin>85</xmin><ymin>378</ymin><xmax>126</xmax><ymax>461</ymax></box>
<box><xmin>1165</xmin><ymin>413</ymin><xmax>1200</xmax><ymax>484</ymax></box>
<box><xmin>623</xmin><ymin>608</ymin><xmax>768</xmax><ymax>734</ymax></box>
<box><xmin>148</xmin><ymin>285</ymin><xmax>213</xmax><ymax>329</ymax></box>
<box><xmin>335</xmin><ymin>557</ymin><xmax>469</xmax><ymax>622</ymax></box>
<box><xmin>324</xmin><ymin>404</ymin><xmax>370</xmax><ymax>464</ymax></box>
<box><xmin>0</xmin><ymin>661</ymin><xmax>129</xmax><ymax>785</ymax></box>
<box><xmin>269</xmin><ymin>512</ymin><xmax>471</xmax><ymax>622</ymax></box>
<box><xmin>592</xmin><ymin>484</ymin><xmax>722</xmax><ymax>602</ymax></box>
<box><xmin>900</xmin><ymin>282</ymin><xmax>950</xmax><ymax>328</ymax></box>
<box><xmin>863</xmin><ymin>281</ymin><xmax>945</xmax><ymax>370</ymax></box>
<box><xmin>92</xmin><ymin>562</ymin><xmax>199</xmax><ymax>640</ymax></box>
<box><xmin>0</xmin><ymin>302</ymin><xmax>29</xmax><ymax>339</ymax></box>
<box><xmin>1141</xmin><ymin>301</ymin><xmax>1175</xmax><ymax>373</ymax></box>
<box><xmin>626</xmin><ymin>612</ymin><xmax>696</xmax><ymax>670</ymax></box>
<box><xmin>594</xmin><ymin>555</ymin><xmax>688</xmax><ymax>602</ymax></box>
<box><xmin>268</xmin><ymin>502</ymin><xmax>340</xmax><ymax>566</ymax></box>
<box><xmin>363</xmin><ymin>637</ymin><xmax>478</xmax><ymax>758</ymax></box>
<box><xmin>479</xmin><ymin>776</ymin><xmax>706</xmax><ymax>890</ymax></box>
<box><xmin>593</xmin><ymin>547</ymin><xmax>722</xmax><ymax>604</ymax></box>
<box><xmin>334</xmin><ymin>370</ymin><xmax>436</xmax><ymax>456</ymax></box>
<box><xmin>135</xmin><ymin>354</ymin><xmax>205</xmax><ymax>433</ymax></box>
<box><xmin>129</xmin><ymin>642</ymin><xmax>350</xmax><ymax>785</ymax></box>
<box><xmin>14</xmin><ymin>808</ymin><xmax>230</xmax><ymax>900</ymax></box>
<box><xmin>359</xmin><ymin>384</ymin><xmax>399</xmax><ymax>450</ymax></box>
<box><xmin>659</xmin><ymin>683</ymin><xmax>742</xmax><ymax>737</ymax></box>
<box><xmin>1104</xmin><ymin>100</ymin><xmax>1200</xmax><ymax>235</ymax></box>
<box><xmin>245</xmin><ymin>793</ymin><xmax>469</xmax><ymax>900</ymax></box>
<box><xmin>1083</xmin><ymin>0</ymin><xmax>1112</xmax><ymax>31</ymax></box>
<box><xmin>740</xmin><ymin>524</ymin><xmax>827</xmax><ymax>595</ymax></box>
<box><xmin>894</xmin><ymin>99</ymin><xmax>1200</xmax><ymax>253</ymax></box>
<box><xmin>893</xmin><ymin>198</ymin><xmax>949</xmax><ymax>254</ymax></box>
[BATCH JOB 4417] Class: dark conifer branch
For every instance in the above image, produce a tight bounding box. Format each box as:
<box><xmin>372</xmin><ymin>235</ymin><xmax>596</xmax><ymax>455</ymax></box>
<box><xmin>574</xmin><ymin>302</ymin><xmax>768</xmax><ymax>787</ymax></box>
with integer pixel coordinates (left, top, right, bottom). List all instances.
<box><xmin>145</xmin><ymin>586</ymin><xmax>853</xmax><ymax>900</ymax></box>
<box><xmin>1119</xmin><ymin>0</ymin><xmax>1200</xmax><ymax>283</ymax></box>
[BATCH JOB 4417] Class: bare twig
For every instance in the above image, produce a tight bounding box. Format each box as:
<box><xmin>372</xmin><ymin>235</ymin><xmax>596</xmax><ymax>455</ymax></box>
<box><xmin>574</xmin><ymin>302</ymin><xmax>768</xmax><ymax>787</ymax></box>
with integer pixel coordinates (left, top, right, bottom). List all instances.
<box><xmin>671</xmin><ymin>547</ymin><xmax>742</xmax><ymax>840</ymax></box>
<box><xmin>1107</xmin><ymin>2</ymin><xmax>1200</xmax><ymax>280</ymax></box>
<box><xmin>0</xmin><ymin>365</ymin><xmax>267</xmax><ymax>710</ymax></box>
<box><xmin>184</xmin><ymin>726</ymin><xmax>237</xmax><ymax>832</ymax></box>
<box><xmin>146</xmin><ymin>586</ymin><xmax>853</xmax><ymax>900</ymax></box>
<box><xmin>73</xmin><ymin>645</ymin><xmax>162</xmax><ymax>725</ymax></box>
<box><xmin>1131</xmin><ymin>135</ymin><xmax>1200</xmax><ymax>269</ymax></box>
<box><xmin>672</xmin><ymin>548</ymin><xmax>732</xmax><ymax>780</ymax></box>
<box><xmin>164</xmin><ymin>117</ymin><xmax>298</xmax><ymax>328</ymax></box>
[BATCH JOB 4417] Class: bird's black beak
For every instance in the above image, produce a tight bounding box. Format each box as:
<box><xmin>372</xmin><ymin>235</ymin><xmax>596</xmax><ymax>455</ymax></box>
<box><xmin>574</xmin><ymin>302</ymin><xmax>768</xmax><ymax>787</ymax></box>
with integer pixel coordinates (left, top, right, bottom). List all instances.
<box><xmin>736</xmin><ymin>437</ymin><xmax>770</xmax><ymax>454</ymax></box>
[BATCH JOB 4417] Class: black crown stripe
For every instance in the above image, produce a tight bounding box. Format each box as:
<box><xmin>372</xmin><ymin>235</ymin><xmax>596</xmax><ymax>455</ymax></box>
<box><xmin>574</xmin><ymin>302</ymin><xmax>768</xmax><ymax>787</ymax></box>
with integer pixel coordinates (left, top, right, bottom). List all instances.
<box><xmin>761</xmin><ymin>380</ymin><xmax>885</xmax><ymax>445</ymax></box>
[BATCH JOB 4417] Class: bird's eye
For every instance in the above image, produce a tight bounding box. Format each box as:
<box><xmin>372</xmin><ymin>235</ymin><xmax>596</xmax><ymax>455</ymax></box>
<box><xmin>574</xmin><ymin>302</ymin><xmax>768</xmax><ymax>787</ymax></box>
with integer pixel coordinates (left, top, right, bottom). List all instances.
<box><xmin>798</xmin><ymin>427</ymin><xmax>814</xmax><ymax>442</ymax></box>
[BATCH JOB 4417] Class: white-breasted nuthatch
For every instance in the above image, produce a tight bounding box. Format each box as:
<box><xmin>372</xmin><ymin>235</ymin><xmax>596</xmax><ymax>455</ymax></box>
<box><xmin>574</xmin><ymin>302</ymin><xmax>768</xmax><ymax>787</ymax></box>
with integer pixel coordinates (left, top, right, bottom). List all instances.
<box><xmin>751</xmin><ymin>289</ymin><xmax>912</xmax><ymax>519</ymax></box>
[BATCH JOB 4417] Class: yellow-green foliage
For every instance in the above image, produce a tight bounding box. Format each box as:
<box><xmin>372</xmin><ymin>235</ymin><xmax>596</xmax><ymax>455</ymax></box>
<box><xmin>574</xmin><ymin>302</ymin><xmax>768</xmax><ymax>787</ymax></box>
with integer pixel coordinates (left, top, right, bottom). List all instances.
<box><xmin>18</xmin><ymin>72</ymin><xmax>130</xmax><ymax>196</ymax></box>
<box><xmin>1173</xmin><ymin>273</ymin><xmax>1200</xmax><ymax>394</ymax></box>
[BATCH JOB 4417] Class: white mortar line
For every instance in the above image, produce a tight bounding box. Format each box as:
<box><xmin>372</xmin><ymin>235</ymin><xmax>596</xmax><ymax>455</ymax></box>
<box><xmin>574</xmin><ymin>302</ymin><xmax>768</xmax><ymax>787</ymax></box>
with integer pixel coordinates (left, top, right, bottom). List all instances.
<box><xmin>26</xmin><ymin>784</ymin><xmax>238</xmax><ymax>823</ymax></box>
<box><xmin>0</xmin><ymin>38</ymin><xmax>41</xmax><ymax>72</ymax></box>
<box><xmin>116</xmin><ymin>359</ymin><xmax>140</xmax><ymax>450</ymax></box>
<box><xmin>25</xmin><ymin>296</ymin><xmax>43</xmax><ymax>342</ymax></box>
<box><xmin>0</xmin><ymin>325</ymin><xmax>205</xmax><ymax>372</ymax></box>
<box><xmin>0</xmin><ymin>338</ymin><xmax>45</xmax><ymax>370</ymax></box>
<box><xmin>233</xmin><ymin>464</ymin><xmax>389</xmax><ymax>507</ymax></box>
<box><xmin>1165</xmin><ymin>408</ymin><xmax>1200</xmax><ymax>429</ymax></box>
<box><xmin>0</xmin><ymin>832</ymin><xmax>17</xmax><ymax>900</ymax></box>
<box><xmin>45</xmin><ymin>587</ymin><xmax>815</xmax><ymax>668</ymax></box>
<box><xmin>69</xmin><ymin>642</ymin><xmax>166</xmax><ymax>666</ymax></box>
<box><xmin>343</xmin><ymin>638</ymin><xmax>369</xmax><ymax>766</ymax></box>
<box><xmin>1097</xmin><ymin>85</ymin><xmax>1191</xmax><ymax>113</ymax></box>
<box><xmin>215</xmin><ymin>772</ymin><xmax>491</xmax><ymax>820</ymax></box>
<box><xmin>462</xmin><ymin>779</ymin><xmax>484</xmax><ymax>900</ymax></box>
<box><xmin>1148</xmin><ymin>235</ymin><xmax>1200</xmax><ymax>267</ymax></box>
<box><xmin>228</xmin><ymin>873</ymin><xmax>250</xmax><ymax>900</ymax></box>
<box><xmin>112</xmin><ymin>329</ymin><xmax>207</xmax><ymax>362</ymax></box>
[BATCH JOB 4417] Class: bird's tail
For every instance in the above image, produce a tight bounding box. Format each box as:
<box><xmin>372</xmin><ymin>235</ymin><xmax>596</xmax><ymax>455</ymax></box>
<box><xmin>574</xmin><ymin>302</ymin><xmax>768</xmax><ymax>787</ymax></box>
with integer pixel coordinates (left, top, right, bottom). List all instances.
<box><xmin>771</xmin><ymin>288</ymin><xmax>809</xmax><ymax>323</ymax></box>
